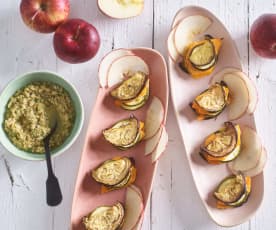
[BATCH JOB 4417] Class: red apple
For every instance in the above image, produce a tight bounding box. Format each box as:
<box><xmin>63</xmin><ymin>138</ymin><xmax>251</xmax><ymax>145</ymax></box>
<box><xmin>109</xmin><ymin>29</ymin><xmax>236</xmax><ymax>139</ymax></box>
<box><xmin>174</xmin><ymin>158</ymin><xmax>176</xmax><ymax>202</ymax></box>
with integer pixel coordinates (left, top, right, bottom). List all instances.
<box><xmin>20</xmin><ymin>0</ymin><xmax>70</xmax><ymax>33</ymax></box>
<box><xmin>250</xmin><ymin>14</ymin><xmax>276</xmax><ymax>58</ymax></box>
<box><xmin>53</xmin><ymin>18</ymin><xmax>100</xmax><ymax>64</ymax></box>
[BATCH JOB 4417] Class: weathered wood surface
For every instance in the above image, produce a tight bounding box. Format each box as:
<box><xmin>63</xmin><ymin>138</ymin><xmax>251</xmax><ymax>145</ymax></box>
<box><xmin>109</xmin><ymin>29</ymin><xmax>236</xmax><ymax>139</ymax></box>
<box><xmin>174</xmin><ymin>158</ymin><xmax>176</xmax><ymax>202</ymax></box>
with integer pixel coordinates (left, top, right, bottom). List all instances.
<box><xmin>0</xmin><ymin>0</ymin><xmax>275</xmax><ymax>229</ymax></box>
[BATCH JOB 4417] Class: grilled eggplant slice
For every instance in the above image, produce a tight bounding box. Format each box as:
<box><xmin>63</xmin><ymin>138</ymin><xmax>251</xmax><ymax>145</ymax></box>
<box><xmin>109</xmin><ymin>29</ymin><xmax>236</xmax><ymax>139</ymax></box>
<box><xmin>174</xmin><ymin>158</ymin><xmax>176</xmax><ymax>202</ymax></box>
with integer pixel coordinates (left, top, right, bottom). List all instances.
<box><xmin>181</xmin><ymin>36</ymin><xmax>223</xmax><ymax>79</ymax></box>
<box><xmin>214</xmin><ymin>174</ymin><xmax>251</xmax><ymax>209</ymax></box>
<box><xmin>103</xmin><ymin>116</ymin><xmax>144</xmax><ymax>149</ymax></box>
<box><xmin>191</xmin><ymin>82</ymin><xmax>230</xmax><ymax>120</ymax></box>
<box><xmin>92</xmin><ymin>157</ymin><xmax>133</xmax><ymax>186</ymax></box>
<box><xmin>83</xmin><ymin>202</ymin><xmax>125</xmax><ymax>230</ymax></box>
<box><xmin>110</xmin><ymin>71</ymin><xmax>147</xmax><ymax>101</ymax></box>
<box><xmin>199</xmin><ymin>122</ymin><xmax>241</xmax><ymax>164</ymax></box>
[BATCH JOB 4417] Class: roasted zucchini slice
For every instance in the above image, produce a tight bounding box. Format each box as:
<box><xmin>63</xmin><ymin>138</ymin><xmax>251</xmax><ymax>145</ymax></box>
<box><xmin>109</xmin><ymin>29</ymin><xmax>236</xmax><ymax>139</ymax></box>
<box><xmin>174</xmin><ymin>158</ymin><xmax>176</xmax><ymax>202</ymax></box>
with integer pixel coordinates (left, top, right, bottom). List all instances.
<box><xmin>110</xmin><ymin>71</ymin><xmax>147</xmax><ymax>101</ymax></box>
<box><xmin>189</xmin><ymin>39</ymin><xmax>215</xmax><ymax>66</ymax></box>
<box><xmin>101</xmin><ymin>166</ymin><xmax>137</xmax><ymax>193</ymax></box>
<box><xmin>181</xmin><ymin>35</ymin><xmax>223</xmax><ymax>79</ymax></box>
<box><xmin>194</xmin><ymin>57</ymin><xmax>217</xmax><ymax>70</ymax></box>
<box><xmin>83</xmin><ymin>202</ymin><xmax>125</xmax><ymax>230</ymax></box>
<box><xmin>115</xmin><ymin>78</ymin><xmax>150</xmax><ymax>111</ymax></box>
<box><xmin>92</xmin><ymin>157</ymin><xmax>133</xmax><ymax>186</ymax></box>
<box><xmin>120</xmin><ymin>99</ymin><xmax>148</xmax><ymax>111</ymax></box>
<box><xmin>191</xmin><ymin>82</ymin><xmax>230</xmax><ymax>120</ymax></box>
<box><xmin>214</xmin><ymin>174</ymin><xmax>245</xmax><ymax>203</ymax></box>
<box><xmin>103</xmin><ymin>116</ymin><xmax>142</xmax><ymax>148</ymax></box>
<box><xmin>214</xmin><ymin>174</ymin><xmax>251</xmax><ymax>209</ymax></box>
<box><xmin>199</xmin><ymin>122</ymin><xmax>241</xmax><ymax>164</ymax></box>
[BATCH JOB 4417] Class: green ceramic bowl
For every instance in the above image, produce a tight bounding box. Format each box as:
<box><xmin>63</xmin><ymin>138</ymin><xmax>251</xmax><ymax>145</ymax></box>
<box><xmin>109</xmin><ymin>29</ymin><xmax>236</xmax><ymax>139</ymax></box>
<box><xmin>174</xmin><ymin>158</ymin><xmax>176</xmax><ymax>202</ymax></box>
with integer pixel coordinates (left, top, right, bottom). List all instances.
<box><xmin>0</xmin><ymin>71</ymin><xmax>84</xmax><ymax>160</ymax></box>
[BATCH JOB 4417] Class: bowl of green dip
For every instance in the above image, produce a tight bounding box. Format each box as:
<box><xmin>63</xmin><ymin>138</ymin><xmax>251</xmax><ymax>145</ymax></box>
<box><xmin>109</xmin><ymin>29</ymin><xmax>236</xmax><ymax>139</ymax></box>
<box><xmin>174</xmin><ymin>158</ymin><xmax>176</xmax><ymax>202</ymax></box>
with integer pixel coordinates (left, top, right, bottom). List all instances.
<box><xmin>0</xmin><ymin>71</ymin><xmax>84</xmax><ymax>160</ymax></box>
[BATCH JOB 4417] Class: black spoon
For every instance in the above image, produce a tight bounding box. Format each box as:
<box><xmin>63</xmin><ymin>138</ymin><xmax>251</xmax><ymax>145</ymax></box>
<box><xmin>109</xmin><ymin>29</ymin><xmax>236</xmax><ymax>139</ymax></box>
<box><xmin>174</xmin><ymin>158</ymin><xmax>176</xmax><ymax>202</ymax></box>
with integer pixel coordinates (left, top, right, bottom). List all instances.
<box><xmin>43</xmin><ymin>105</ymin><xmax>62</xmax><ymax>206</ymax></box>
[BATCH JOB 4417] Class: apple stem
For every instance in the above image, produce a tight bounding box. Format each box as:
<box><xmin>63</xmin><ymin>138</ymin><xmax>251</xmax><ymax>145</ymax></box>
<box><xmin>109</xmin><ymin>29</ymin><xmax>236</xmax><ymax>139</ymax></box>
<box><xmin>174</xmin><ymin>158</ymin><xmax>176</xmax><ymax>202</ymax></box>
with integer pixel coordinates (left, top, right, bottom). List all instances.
<box><xmin>40</xmin><ymin>3</ymin><xmax>47</xmax><ymax>11</ymax></box>
<box><xmin>272</xmin><ymin>43</ymin><xmax>276</xmax><ymax>51</ymax></box>
<box><xmin>73</xmin><ymin>25</ymin><xmax>81</xmax><ymax>41</ymax></box>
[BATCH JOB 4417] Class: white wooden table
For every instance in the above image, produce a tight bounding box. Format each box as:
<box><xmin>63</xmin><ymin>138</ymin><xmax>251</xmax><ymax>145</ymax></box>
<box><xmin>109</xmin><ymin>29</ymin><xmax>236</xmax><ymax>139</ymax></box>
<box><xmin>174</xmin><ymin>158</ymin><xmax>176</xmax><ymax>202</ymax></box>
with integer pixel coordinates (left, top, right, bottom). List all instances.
<box><xmin>0</xmin><ymin>0</ymin><xmax>275</xmax><ymax>229</ymax></box>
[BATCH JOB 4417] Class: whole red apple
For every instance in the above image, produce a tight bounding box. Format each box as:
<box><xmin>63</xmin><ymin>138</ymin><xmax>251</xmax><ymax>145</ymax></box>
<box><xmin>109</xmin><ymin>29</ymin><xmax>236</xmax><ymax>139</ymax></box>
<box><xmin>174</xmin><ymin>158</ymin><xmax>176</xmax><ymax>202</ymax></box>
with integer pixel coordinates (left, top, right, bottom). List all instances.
<box><xmin>250</xmin><ymin>14</ymin><xmax>276</xmax><ymax>59</ymax></box>
<box><xmin>53</xmin><ymin>18</ymin><xmax>100</xmax><ymax>64</ymax></box>
<box><xmin>20</xmin><ymin>0</ymin><xmax>70</xmax><ymax>33</ymax></box>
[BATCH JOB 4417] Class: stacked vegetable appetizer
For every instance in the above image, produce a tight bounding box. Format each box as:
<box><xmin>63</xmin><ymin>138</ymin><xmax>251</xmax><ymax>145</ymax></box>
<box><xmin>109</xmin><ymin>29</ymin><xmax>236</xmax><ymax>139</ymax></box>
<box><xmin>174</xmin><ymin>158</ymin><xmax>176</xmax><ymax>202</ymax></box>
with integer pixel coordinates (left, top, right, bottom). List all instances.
<box><xmin>82</xmin><ymin>49</ymin><xmax>168</xmax><ymax>230</ymax></box>
<box><xmin>168</xmin><ymin>13</ymin><xmax>266</xmax><ymax>210</ymax></box>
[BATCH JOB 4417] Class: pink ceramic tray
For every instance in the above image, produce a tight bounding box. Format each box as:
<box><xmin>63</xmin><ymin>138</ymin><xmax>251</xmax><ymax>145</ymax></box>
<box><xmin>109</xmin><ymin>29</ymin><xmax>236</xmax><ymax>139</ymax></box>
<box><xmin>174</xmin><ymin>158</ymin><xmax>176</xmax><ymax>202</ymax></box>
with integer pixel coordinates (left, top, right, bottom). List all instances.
<box><xmin>168</xmin><ymin>6</ymin><xmax>264</xmax><ymax>227</ymax></box>
<box><xmin>71</xmin><ymin>47</ymin><xmax>168</xmax><ymax>230</ymax></box>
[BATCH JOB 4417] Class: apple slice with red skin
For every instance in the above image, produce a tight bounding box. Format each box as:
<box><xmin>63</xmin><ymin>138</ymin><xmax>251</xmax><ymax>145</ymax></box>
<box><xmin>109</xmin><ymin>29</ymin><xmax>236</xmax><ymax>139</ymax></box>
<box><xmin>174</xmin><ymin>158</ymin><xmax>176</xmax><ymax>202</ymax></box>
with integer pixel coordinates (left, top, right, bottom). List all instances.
<box><xmin>151</xmin><ymin>127</ymin><xmax>168</xmax><ymax>163</ymax></box>
<box><xmin>228</xmin><ymin>126</ymin><xmax>265</xmax><ymax>177</ymax></box>
<box><xmin>243</xmin><ymin>147</ymin><xmax>267</xmax><ymax>177</ymax></box>
<box><xmin>53</xmin><ymin>18</ymin><xmax>100</xmax><ymax>64</ymax></box>
<box><xmin>144</xmin><ymin>96</ymin><xmax>165</xmax><ymax>140</ymax></box>
<box><xmin>145</xmin><ymin>126</ymin><xmax>163</xmax><ymax>156</ymax></box>
<box><xmin>209</xmin><ymin>67</ymin><xmax>242</xmax><ymax>84</ymax></box>
<box><xmin>234</xmin><ymin>72</ymin><xmax>258</xmax><ymax>114</ymax></box>
<box><xmin>174</xmin><ymin>15</ymin><xmax>212</xmax><ymax>55</ymax></box>
<box><xmin>20</xmin><ymin>0</ymin><xmax>70</xmax><ymax>33</ymax></box>
<box><xmin>97</xmin><ymin>0</ymin><xmax>144</xmax><ymax>19</ymax></box>
<box><xmin>98</xmin><ymin>49</ymin><xmax>134</xmax><ymax>88</ymax></box>
<box><xmin>210</xmin><ymin>70</ymin><xmax>250</xmax><ymax>120</ymax></box>
<box><xmin>122</xmin><ymin>185</ymin><xmax>144</xmax><ymax>230</ymax></box>
<box><xmin>107</xmin><ymin>55</ymin><xmax>149</xmax><ymax>88</ymax></box>
<box><xmin>167</xmin><ymin>27</ymin><xmax>180</xmax><ymax>62</ymax></box>
<box><xmin>210</xmin><ymin>69</ymin><xmax>258</xmax><ymax>114</ymax></box>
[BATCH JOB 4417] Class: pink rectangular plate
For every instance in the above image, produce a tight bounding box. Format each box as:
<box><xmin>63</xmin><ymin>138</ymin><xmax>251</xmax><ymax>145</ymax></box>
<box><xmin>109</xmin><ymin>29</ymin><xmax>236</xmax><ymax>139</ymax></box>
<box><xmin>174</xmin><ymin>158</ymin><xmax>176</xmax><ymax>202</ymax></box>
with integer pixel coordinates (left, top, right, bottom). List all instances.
<box><xmin>71</xmin><ymin>47</ymin><xmax>168</xmax><ymax>230</ymax></box>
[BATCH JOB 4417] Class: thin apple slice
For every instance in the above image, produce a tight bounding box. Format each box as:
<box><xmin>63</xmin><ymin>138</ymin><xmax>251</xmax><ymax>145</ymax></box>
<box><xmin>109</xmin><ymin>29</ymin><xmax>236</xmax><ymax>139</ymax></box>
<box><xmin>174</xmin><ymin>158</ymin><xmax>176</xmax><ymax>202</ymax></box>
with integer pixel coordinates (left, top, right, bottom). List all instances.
<box><xmin>107</xmin><ymin>55</ymin><xmax>149</xmax><ymax>88</ymax></box>
<box><xmin>151</xmin><ymin>127</ymin><xmax>168</xmax><ymax>163</ymax></box>
<box><xmin>243</xmin><ymin>147</ymin><xmax>267</xmax><ymax>177</ymax></box>
<box><xmin>98</xmin><ymin>49</ymin><xmax>134</xmax><ymax>88</ymax></box>
<box><xmin>210</xmin><ymin>68</ymin><xmax>258</xmax><ymax>115</ymax></box>
<box><xmin>145</xmin><ymin>126</ymin><xmax>163</xmax><ymax>155</ymax></box>
<box><xmin>97</xmin><ymin>0</ymin><xmax>144</xmax><ymax>19</ymax></box>
<box><xmin>167</xmin><ymin>27</ymin><xmax>180</xmax><ymax>62</ymax></box>
<box><xmin>209</xmin><ymin>67</ymin><xmax>242</xmax><ymax>85</ymax></box>
<box><xmin>144</xmin><ymin>96</ymin><xmax>165</xmax><ymax>140</ymax></box>
<box><xmin>235</xmin><ymin>72</ymin><xmax>258</xmax><ymax>114</ymax></box>
<box><xmin>174</xmin><ymin>15</ymin><xmax>212</xmax><ymax>55</ymax></box>
<box><xmin>210</xmin><ymin>72</ymin><xmax>249</xmax><ymax>120</ymax></box>
<box><xmin>122</xmin><ymin>185</ymin><xmax>144</xmax><ymax>230</ymax></box>
<box><xmin>228</xmin><ymin>126</ymin><xmax>262</xmax><ymax>174</ymax></box>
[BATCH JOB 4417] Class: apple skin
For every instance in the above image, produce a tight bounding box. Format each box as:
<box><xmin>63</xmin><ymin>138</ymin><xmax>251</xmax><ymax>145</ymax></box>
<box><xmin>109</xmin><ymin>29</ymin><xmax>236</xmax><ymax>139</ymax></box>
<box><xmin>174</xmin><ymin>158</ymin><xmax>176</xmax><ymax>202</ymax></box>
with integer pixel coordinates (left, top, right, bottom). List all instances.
<box><xmin>53</xmin><ymin>18</ymin><xmax>100</xmax><ymax>64</ymax></box>
<box><xmin>20</xmin><ymin>0</ymin><xmax>70</xmax><ymax>33</ymax></box>
<box><xmin>250</xmin><ymin>14</ymin><xmax>276</xmax><ymax>59</ymax></box>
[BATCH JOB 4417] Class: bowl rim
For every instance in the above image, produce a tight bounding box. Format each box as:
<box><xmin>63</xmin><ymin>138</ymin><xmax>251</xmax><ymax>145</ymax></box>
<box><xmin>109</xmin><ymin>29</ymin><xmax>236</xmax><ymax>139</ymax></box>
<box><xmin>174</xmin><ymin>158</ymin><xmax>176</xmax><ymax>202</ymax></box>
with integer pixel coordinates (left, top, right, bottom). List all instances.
<box><xmin>0</xmin><ymin>70</ymin><xmax>84</xmax><ymax>161</ymax></box>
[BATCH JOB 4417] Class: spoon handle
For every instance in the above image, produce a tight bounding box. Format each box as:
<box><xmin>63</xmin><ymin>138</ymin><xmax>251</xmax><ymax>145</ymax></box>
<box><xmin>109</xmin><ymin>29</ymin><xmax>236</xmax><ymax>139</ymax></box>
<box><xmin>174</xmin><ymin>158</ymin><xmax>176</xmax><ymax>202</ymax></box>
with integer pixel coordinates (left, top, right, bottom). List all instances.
<box><xmin>44</xmin><ymin>139</ymin><xmax>63</xmax><ymax>206</ymax></box>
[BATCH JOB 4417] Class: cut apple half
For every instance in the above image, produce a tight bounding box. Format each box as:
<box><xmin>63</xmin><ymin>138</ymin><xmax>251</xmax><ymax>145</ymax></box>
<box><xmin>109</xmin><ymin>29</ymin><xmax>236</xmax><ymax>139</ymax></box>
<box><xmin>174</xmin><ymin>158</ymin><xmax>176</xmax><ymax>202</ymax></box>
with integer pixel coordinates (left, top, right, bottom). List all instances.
<box><xmin>228</xmin><ymin>126</ymin><xmax>264</xmax><ymax>176</ymax></box>
<box><xmin>122</xmin><ymin>185</ymin><xmax>144</xmax><ymax>230</ymax></box>
<box><xmin>144</xmin><ymin>96</ymin><xmax>165</xmax><ymax>140</ymax></box>
<box><xmin>151</xmin><ymin>127</ymin><xmax>168</xmax><ymax>163</ymax></box>
<box><xmin>174</xmin><ymin>15</ymin><xmax>212</xmax><ymax>55</ymax></box>
<box><xmin>107</xmin><ymin>55</ymin><xmax>149</xmax><ymax>88</ymax></box>
<box><xmin>97</xmin><ymin>0</ymin><xmax>144</xmax><ymax>19</ymax></box>
<box><xmin>167</xmin><ymin>27</ymin><xmax>180</xmax><ymax>62</ymax></box>
<box><xmin>98</xmin><ymin>49</ymin><xmax>133</xmax><ymax>88</ymax></box>
<box><xmin>145</xmin><ymin>126</ymin><xmax>163</xmax><ymax>155</ymax></box>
